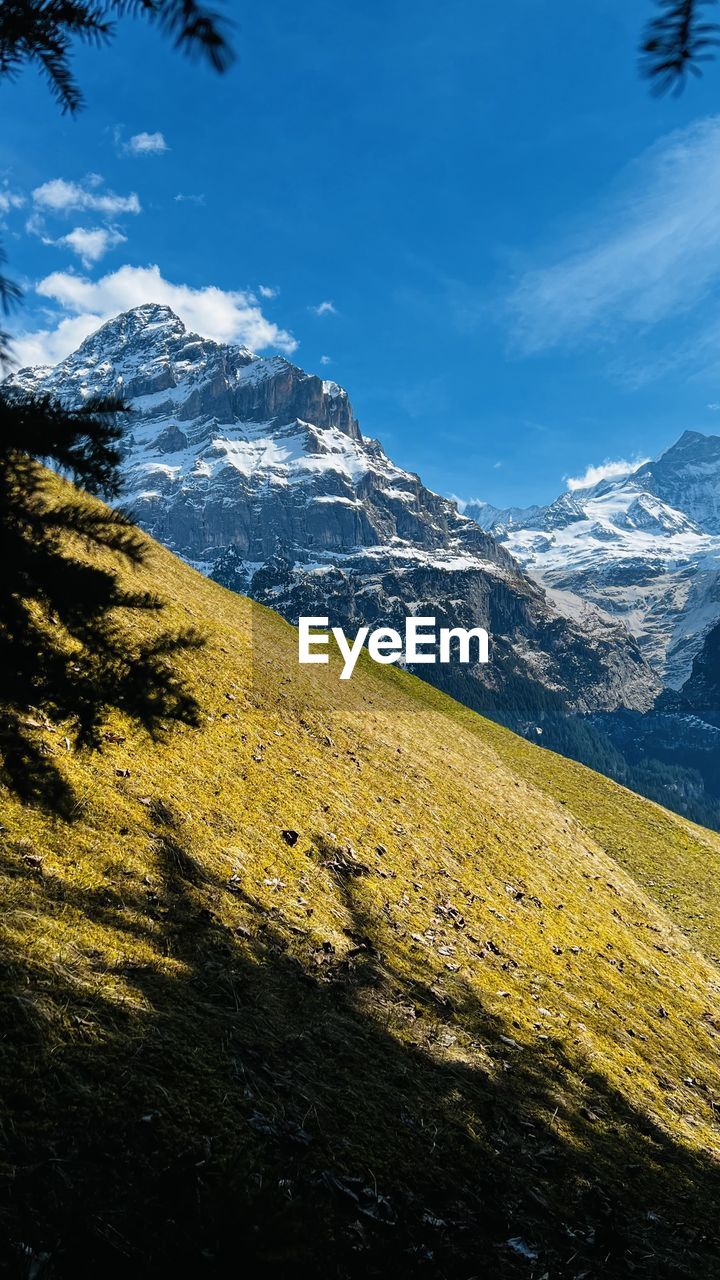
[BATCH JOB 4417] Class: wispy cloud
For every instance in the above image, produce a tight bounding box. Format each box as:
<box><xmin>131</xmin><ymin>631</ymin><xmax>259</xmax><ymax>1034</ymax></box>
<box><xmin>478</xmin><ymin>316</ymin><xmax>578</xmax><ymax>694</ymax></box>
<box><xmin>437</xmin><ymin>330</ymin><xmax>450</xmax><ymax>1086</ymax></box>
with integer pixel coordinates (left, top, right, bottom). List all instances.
<box><xmin>508</xmin><ymin>117</ymin><xmax>720</xmax><ymax>357</ymax></box>
<box><xmin>0</xmin><ymin>188</ymin><xmax>25</xmax><ymax>216</ymax></box>
<box><xmin>258</xmin><ymin>284</ymin><xmax>277</xmax><ymax>299</ymax></box>
<box><xmin>174</xmin><ymin>192</ymin><xmax>206</xmax><ymax>205</ymax></box>
<box><xmin>10</xmin><ymin>264</ymin><xmax>297</xmax><ymax>367</ymax></box>
<box><xmin>310</xmin><ymin>300</ymin><xmax>337</xmax><ymax>316</ymax></box>
<box><xmin>124</xmin><ymin>131</ymin><xmax>168</xmax><ymax>156</ymax></box>
<box><xmin>564</xmin><ymin>457</ymin><xmax>649</xmax><ymax>492</ymax></box>
<box><xmin>32</xmin><ymin>177</ymin><xmax>141</xmax><ymax>217</ymax></box>
<box><xmin>319</xmin><ymin>354</ymin><xmax>331</xmax><ymax>365</ymax></box>
<box><xmin>451</xmin><ymin>494</ymin><xmax>493</xmax><ymax>515</ymax></box>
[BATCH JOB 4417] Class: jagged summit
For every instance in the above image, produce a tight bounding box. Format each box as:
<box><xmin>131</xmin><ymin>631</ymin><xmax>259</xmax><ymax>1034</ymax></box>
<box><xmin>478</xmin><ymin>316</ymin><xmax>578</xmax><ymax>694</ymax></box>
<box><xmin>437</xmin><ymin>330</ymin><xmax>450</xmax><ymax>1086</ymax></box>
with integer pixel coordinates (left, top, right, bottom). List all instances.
<box><xmin>664</xmin><ymin>428</ymin><xmax>716</xmax><ymax>451</ymax></box>
<box><xmin>106</xmin><ymin>300</ymin><xmax>181</xmax><ymax>327</ymax></box>
<box><xmin>631</xmin><ymin>431</ymin><xmax>720</xmax><ymax>533</ymax></box>
<box><xmin>78</xmin><ymin>302</ymin><xmax>187</xmax><ymax>347</ymax></box>
<box><xmin>77</xmin><ymin>303</ymin><xmax>240</xmax><ymax>367</ymax></box>
<box><xmin>633</xmin><ymin>429</ymin><xmax>720</xmax><ymax>480</ymax></box>
<box><xmin>15</xmin><ymin>305</ymin><xmax>260</xmax><ymax>397</ymax></box>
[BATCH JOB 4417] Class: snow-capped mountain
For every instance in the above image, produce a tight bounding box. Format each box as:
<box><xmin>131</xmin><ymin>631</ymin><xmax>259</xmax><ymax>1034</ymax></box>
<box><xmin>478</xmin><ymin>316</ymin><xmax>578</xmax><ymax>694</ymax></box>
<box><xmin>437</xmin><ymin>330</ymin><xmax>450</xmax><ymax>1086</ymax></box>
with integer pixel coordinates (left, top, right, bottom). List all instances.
<box><xmin>5</xmin><ymin>303</ymin><xmax>657</xmax><ymax>723</ymax></box>
<box><xmin>465</xmin><ymin>432</ymin><xmax>720</xmax><ymax>689</ymax></box>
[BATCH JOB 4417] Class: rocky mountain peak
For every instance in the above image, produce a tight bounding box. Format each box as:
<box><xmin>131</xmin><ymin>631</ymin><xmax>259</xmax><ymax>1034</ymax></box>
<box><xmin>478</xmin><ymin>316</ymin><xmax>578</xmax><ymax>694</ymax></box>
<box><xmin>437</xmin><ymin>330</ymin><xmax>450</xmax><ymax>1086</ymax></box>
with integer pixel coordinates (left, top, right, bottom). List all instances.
<box><xmin>629</xmin><ymin>430</ymin><xmax>720</xmax><ymax>534</ymax></box>
<box><xmin>669</xmin><ymin>428</ymin><xmax>717</xmax><ymax>453</ymax></box>
<box><xmin>70</xmin><ymin>304</ymin><xmax>190</xmax><ymax>363</ymax></box>
<box><xmin>101</xmin><ymin>301</ymin><xmax>182</xmax><ymax>333</ymax></box>
<box><xmin>635</xmin><ymin>429</ymin><xmax>720</xmax><ymax>475</ymax></box>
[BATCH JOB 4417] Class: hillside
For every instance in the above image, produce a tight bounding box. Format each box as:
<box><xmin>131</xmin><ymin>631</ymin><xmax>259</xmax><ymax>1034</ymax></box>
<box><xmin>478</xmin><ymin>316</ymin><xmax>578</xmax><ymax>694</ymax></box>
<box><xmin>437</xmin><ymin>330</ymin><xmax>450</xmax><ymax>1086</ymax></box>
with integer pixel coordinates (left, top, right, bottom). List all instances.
<box><xmin>3</xmin><ymin>480</ymin><xmax>720</xmax><ymax>1276</ymax></box>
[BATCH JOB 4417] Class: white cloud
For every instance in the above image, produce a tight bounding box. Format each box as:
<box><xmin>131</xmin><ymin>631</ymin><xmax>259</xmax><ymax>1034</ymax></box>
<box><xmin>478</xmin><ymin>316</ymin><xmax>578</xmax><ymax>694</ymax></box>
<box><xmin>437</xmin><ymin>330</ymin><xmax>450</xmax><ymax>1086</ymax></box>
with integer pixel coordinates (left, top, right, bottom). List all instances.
<box><xmin>0</xmin><ymin>189</ymin><xmax>25</xmax><ymax>215</ymax></box>
<box><xmin>32</xmin><ymin>177</ymin><xmax>141</xmax><ymax>217</ymax></box>
<box><xmin>10</xmin><ymin>314</ymin><xmax>104</xmax><ymax>369</ymax></box>
<box><xmin>25</xmin><ymin>211</ymin><xmax>46</xmax><ymax>237</ymax></box>
<box><xmin>509</xmin><ymin>117</ymin><xmax>720</xmax><ymax>354</ymax></box>
<box><xmin>310</xmin><ymin>300</ymin><xmax>337</xmax><ymax>316</ymax></box>
<box><xmin>55</xmin><ymin>226</ymin><xmax>127</xmax><ymax>267</ymax></box>
<box><xmin>319</xmin><ymin>354</ymin><xmax>331</xmax><ymax>365</ymax></box>
<box><xmin>124</xmin><ymin>131</ymin><xmax>168</xmax><ymax>156</ymax></box>
<box><xmin>10</xmin><ymin>263</ymin><xmax>297</xmax><ymax>367</ymax></box>
<box><xmin>258</xmin><ymin>284</ymin><xmax>277</xmax><ymax>298</ymax></box>
<box><xmin>565</xmin><ymin>457</ymin><xmax>649</xmax><ymax>492</ymax></box>
<box><xmin>174</xmin><ymin>192</ymin><xmax>205</xmax><ymax>205</ymax></box>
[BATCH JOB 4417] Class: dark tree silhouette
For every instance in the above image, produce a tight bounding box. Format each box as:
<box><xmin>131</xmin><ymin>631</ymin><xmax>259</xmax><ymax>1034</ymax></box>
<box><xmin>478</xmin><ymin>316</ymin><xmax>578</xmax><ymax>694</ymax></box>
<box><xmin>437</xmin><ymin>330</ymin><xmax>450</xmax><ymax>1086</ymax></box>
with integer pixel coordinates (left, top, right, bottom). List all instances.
<box><xmin>0</xmin><ymin>393</ymin><xmax>205</xmax><ymax>811</ymax></box>
<box><xmin>0</xmin><ymin>1</ymin><xmax>232</xmax><ymax>806</ymax></box>
<box><xmin>641</xmin><ymin>0</ymin><xmax>720</xmax><ymax>92</ymax></box>
<box><xmin>0</xmin><ymin>0</ymin><xmax>232</xmax><ymax>113</ymax></box>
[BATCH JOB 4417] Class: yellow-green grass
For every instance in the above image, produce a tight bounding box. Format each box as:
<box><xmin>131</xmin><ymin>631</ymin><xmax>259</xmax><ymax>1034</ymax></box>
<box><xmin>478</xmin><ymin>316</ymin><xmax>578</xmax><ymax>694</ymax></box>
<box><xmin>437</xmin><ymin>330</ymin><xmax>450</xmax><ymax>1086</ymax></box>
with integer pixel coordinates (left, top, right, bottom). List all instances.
<box><xmin>3</xmin><ymin>477</ymin><xmax>720</xmax><ymax>1276</ymax></box>
<box><xmin>379</xmin><ymin>667</ymin><xmax>720</xmax><ymax>963</ymax></box>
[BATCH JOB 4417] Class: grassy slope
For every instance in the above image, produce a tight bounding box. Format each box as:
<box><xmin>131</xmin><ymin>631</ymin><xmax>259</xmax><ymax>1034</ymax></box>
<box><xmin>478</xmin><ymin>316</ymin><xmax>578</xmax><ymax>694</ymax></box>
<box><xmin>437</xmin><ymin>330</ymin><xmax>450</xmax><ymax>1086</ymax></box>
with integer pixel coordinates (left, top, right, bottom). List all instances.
<box><xmin>406</xmin><ymin>678</ymin><xmax>720</xmax><ymax>964</ymax></box>
<box><xmin>3</xmin><ymin>482</ymin><xmax>720</xmax><ymax>1277</ymax></box>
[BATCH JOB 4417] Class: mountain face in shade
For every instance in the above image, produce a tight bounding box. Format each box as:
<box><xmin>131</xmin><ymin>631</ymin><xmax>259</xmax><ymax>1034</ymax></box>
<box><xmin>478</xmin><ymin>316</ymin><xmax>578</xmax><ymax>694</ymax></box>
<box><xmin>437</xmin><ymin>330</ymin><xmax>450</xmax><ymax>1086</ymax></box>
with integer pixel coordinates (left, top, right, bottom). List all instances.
<box><xmin>465</xmin><ymin>433</ymin><xmax>720</xmax><ymax>689</ymax></box>
<box><xmin>678</xmin><ymin>618</ymin><xmax>720</xmax><ymax>718</ymax></box>
<box><xmin>5</xmin><ymin>304</ymin><xmax>658</xmax><ymax>725</ymax></box>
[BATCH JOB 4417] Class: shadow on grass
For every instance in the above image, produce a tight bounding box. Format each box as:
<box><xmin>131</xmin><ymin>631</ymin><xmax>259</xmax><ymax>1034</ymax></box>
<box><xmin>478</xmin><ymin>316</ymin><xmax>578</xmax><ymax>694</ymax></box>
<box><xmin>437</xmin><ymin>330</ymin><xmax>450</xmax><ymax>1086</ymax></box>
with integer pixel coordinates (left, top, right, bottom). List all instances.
<box><xmin>1</xmin><ymin>817</ymin><xmax>720</xmax><ymax>1279</ymax></box>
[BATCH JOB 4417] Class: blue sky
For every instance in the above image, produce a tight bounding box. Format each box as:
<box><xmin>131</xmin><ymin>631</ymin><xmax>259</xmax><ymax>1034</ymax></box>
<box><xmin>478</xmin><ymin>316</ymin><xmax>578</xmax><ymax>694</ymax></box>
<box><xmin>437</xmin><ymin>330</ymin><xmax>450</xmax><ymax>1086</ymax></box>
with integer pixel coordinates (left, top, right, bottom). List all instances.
<box><xmin>3</xmin><ymin>0</ymin><xmax>720</xmax><ymax>506</ymax></box>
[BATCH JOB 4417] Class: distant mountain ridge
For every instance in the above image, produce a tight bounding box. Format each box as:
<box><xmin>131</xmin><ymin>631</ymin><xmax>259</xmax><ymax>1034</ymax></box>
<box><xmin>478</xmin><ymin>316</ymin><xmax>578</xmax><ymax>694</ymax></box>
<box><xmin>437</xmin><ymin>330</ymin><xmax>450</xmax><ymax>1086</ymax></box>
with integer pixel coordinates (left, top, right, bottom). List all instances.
<box><xmin>464</xmin><ymin>432</ymin><xmax>720</xmax><ymax>689</ymax></box>
<box><xmin>5</xmin><ymin>304</ymin><xmax>658</xmax><ymax>727</ymax></box>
